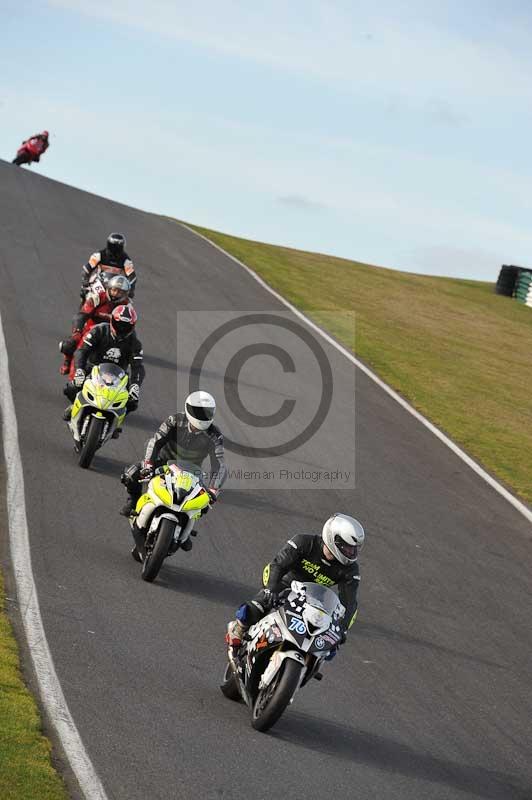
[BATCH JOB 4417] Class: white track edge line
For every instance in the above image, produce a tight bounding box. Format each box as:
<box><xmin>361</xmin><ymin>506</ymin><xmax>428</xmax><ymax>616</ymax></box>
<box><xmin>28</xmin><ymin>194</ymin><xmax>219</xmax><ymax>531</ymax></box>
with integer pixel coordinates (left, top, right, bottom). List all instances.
<box><xmin>0</xmin><ymin>312</ymin><xmax>108</xmax><ymax>800</ymax></box>
<box><xmin>181</xmin><ymin>223</ymin><xmax>532</xmax><ymax>526</ymax></box>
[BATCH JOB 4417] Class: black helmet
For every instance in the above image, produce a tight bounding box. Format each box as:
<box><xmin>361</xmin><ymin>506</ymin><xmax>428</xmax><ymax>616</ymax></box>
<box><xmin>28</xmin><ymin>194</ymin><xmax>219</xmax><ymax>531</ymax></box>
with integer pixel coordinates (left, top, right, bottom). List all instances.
<box><xmin>107</xmin><ymin>232</ymin><xmax>126</xmax><ymax>257</ymax></box>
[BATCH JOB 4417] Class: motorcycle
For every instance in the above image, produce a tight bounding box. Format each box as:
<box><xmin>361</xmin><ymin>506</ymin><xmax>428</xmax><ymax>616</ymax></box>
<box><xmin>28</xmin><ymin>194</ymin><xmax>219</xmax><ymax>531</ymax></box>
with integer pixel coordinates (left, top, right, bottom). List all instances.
<box><xmin>63</xmin><ymin>290</ymin><xmax>133</xmax><ymax>380</ymax></box>
<box><xmin>12</xmin><ymin>138</ymin><xmax>46</xmax><ymax>166</ymax></box>
<box><xmin>221</xmin><ymin>581</ymin><xmax>345</xmax><ymax>732</ymax></box>
<box><xmin>67</xmin><ymin>362</ymin><xmax>129</xmax><ymax>468</ymax></box>
<box><xmin>128</xmin><ymin>462</ymin><xmax>210</xmax><ymax>583</ymax></box>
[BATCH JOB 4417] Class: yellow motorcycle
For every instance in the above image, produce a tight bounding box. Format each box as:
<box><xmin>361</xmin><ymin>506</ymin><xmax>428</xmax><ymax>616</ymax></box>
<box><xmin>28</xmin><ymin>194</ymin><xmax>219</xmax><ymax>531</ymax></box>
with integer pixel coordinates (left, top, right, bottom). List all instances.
<box><xmin>130</xmin><ymin>463</ymin><xmax>210</xmax><ymax>582</ymax></box>
<box><xmin>68</xmin><ymin>363</ymin><xmax>129</xmax><ymax>469</ymax></box>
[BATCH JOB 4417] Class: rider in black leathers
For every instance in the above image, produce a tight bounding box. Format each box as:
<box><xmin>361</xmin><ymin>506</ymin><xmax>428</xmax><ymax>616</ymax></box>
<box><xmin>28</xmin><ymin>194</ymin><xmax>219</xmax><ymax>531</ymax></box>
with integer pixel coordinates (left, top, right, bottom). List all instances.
<box><xmin>63</xmin><ymin>306</ymin><xmax>144</xmax><ymax>417</ymax></box>
<box><xmin>120</xmin><ymin>391</ymin><xmax>227</xmax><ymax>553</ymax></box>
<box><xmin>80</xmin><ymin>232</ymin><xmax>137</xmax><ymax>299</ymax></box>
<box><xmin>226</xmin><ymin>514</ymin><xmax>365</xmax><ymax>657</ymax></box>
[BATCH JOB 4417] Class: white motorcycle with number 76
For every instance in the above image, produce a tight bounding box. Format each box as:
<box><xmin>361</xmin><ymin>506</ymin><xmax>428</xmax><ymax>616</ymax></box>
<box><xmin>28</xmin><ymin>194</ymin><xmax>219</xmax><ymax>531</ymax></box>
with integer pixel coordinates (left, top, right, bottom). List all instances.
<box><xmin>221</xmin><ymin>581</ymin><xmax>345</xmax><ymax>732</ymax></box>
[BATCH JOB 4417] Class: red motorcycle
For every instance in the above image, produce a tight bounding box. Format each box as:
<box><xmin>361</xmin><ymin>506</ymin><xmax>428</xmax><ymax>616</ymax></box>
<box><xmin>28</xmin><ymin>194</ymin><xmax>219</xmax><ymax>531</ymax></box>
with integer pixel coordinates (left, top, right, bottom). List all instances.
<box><xmin>12</xmin><ymin>133</ymin><xmax>49</xmax><ymax>166</ymax></box>
<box><xmin>60</xmin><ymin>275</ymin><xmax>133</xmax><ymax>378</ymax></box>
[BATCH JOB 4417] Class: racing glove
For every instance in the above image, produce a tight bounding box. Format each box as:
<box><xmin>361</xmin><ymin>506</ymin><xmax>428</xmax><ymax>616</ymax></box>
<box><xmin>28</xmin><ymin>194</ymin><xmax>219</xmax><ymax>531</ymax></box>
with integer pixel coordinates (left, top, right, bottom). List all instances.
<box><xmin>325</xmin><ymin>633</ymin><xmax>346</xmax><ymax>662</ymax></box>
<box><xmin>129</xmin><ymin>384</ymin><xmax>140</xmax><ymax>402</ymax></box>
<box><xmin>73</xmin><ymin>368</ymin><xmax>85</xmax><ymax>387</ymax></box>
<box><xmin>140</xmin><ymin>459</ymin><xmax>154</xmax><ymax>480</ymax></box>
<box><xmin>206</xmin><ymin>488</ymin><xmax>219</xmax><ymax>504</ymax></box>
<box><xmin>262</xmin><ymin>588</ymin><xmax>279</xmax><ymax>610</ymax></box>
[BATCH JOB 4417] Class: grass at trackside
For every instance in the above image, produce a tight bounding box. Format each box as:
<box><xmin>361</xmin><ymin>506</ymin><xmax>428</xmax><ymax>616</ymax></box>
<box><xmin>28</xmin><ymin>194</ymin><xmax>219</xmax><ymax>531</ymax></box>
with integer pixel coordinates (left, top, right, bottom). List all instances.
<box><xmin>188</xmin><ymin>223</ymin><xmax>532</xmax><ymax>505</ymax></box>
<box><xmin>0</xmin><ymin>582</ymin><xmax>68</xmax><ymax>800</ymax></box>
<box><xmin>0</xmin><ymin>466</ymin><xmax>68</xmax><ymax>799</ymax></box>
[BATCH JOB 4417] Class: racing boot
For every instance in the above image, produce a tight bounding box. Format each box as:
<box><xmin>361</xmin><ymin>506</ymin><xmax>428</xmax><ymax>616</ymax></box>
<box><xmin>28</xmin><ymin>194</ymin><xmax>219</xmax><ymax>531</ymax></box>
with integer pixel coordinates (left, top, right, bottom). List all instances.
<box><xmin>59</xmin><ymin>338</ymin><xmax>76</xmax><ymax>376</ymax></box>
<box><xmin>225</xmin><ymin>619</ymin><xmax>246</xmax><ymax>653</ymax></box>
<box><xmin>63</xmin><ymin>405</ymin><xmax>72</xmax><ymax>421</ymax></box>
<box><xmin>59</xmin><ymin>355</ymin><xmax>72</xmax><ymax>376</ymax></box>
<box><xmin>120</xmin><ymin>495</ymin><xmax>136</xmax><ymax>517</ymax></box>
<box><xmin>131</xmin><ymin>546</ymin><xmax>142</xmax><ymax>563</ymax></box>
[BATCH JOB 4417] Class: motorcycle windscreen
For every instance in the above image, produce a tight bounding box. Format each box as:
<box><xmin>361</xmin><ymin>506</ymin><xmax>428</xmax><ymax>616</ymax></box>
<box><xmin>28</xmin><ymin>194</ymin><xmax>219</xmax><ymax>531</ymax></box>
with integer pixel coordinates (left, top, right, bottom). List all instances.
<box><xmin>96</xmin><ymin>362</ymin><xmax>127</xmax><ymax>385</ymax></box>
<box><xmin>167</xmin><ymin>460</ymin><xmax>206</xmax><ymax>485</ymax></box>
<box><xmin>300</xmin><ymin>583</ymin><xmax>338</xmax><ymax>615</ymax></box>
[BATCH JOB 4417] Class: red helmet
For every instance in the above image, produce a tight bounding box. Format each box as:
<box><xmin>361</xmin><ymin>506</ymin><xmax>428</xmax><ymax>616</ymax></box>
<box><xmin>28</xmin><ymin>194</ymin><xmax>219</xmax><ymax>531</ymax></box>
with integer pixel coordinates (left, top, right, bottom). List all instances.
<box><xmin>110</xmin><ymin>304</ymin><xmax>137</xmax><ymax>340</ymax></box>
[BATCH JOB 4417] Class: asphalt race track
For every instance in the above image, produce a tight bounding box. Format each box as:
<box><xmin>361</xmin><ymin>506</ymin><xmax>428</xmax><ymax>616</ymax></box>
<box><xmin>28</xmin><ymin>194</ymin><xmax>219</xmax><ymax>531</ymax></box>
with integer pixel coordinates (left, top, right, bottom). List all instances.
<box><xmin>1</xmin><ymin>159</ymin><xmax>531</xmax><ymax>800</ymax></box>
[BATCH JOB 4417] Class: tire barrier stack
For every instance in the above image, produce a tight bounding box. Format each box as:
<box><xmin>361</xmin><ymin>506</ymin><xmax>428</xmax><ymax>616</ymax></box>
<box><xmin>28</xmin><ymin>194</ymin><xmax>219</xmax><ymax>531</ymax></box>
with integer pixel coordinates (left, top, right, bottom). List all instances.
<box><xmin>495</xmin><ymin>265</ymin><xmax>520</xmax><ymax>296</ymax></box>
<box><xmin>514</xmin><ymin>269</ymin><xmax>532</xmax><ymax>308</ymax></box>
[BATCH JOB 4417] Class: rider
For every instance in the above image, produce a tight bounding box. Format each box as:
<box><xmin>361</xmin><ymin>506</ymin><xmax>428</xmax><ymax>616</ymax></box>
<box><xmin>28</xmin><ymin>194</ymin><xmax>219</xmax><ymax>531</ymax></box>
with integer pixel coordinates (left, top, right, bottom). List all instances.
<box><xmin>80</xmin><ymin>232</ymin><xmax>136</xmax><ymax>299</ymax></box>
<box><xmin>59</xmin><ymin>275</ymin><xmax>131</xmax><ymax>375</ymax></box>
<box><xmin>63</xmin><ymin>304</ymin><xmax>144</xmax><ymax>419</ymax></box>
<box><xmin>12</xmin><ymin>130</ymin><xmax>49</xmax><ymax>163</ymax></box>
<box><xmin>226</xmin><ymin>513</ymin><xmax>364</xmax><ymax>656</ymax></box>
<box><xmin>120</xmin><ymin>390</ymin><xmax>227</xmax><ymax>553</ymax></box>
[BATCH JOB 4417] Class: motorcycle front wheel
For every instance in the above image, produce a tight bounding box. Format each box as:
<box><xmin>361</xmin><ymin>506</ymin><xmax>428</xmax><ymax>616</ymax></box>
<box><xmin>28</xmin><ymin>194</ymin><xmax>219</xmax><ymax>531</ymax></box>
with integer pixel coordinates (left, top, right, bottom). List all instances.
<box><xmin>220</xmin><ymin>662</ymin><xmax>242</xmax><ymax>702</ymax></box>
<box><xmin>251</xmin><ymin>658</ymin><xmax>303</xmax><ymax>732</ymax></box>
<box><xmin>141</xmin><ymin>517</ymin><xmax>176</xmax><ymax>583</ymax></box>
<box><xmin>78</xmin><ymin>417</ymin><xmax>104</xmax><ymax>469</ymax></box>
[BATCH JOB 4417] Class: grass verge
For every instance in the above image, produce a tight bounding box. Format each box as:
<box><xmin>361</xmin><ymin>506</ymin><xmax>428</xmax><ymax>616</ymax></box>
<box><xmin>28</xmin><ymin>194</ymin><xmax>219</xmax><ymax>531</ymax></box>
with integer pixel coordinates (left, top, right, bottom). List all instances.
<box><xmin>0</xmin><ymin>459</ymin><xmax>68</xmax><ymax>800</ymax></box>
<box><xmin>188</xmin><ymin>223</ymin><xmax>532</xmax><ymax>505</ymax></box>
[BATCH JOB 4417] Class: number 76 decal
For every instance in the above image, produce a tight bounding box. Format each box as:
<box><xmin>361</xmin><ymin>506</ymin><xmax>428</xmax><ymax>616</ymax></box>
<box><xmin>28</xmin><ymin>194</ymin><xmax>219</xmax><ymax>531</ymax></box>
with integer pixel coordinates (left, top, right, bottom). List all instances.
<box><xmin>288</xmin><ymin>616</ymin><xmax>306</xmax><ymax>635</ymax></box>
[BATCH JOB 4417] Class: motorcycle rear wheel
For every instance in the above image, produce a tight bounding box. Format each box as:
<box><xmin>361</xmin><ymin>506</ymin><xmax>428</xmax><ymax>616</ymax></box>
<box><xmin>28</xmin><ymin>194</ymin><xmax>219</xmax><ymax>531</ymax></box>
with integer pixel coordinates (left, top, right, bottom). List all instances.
<box><xmin>251</xmin><ymin>658</ymin><xmax>303</xmax><ymax>732</ymax></box>
<box><xmin>220</xmin><ymin>662</ymin><xmax>242</xmax><ymax>702</ymax></box>
<box><xmin>141</xmin><ymin>517</ymin><xmax>176</xmax><ymax>582</ymax></box>
<box><xmin>78</xmin><ymin>417</ymin><xmax>104</xmax><ymax>469</ymax></box>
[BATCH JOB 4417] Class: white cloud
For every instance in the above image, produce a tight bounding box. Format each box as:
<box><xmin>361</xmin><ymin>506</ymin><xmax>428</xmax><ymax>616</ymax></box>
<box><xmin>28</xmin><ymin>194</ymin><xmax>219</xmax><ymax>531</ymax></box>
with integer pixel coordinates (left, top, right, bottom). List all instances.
<box><xmin>278</xmin><ymin>195</ymin><xmax>327</xmax><ymax>211</ymax></box>
<box><xmin>49</xmin><ymin>0</ymin><xmax>532</xmax><ymax>116</ymax></box>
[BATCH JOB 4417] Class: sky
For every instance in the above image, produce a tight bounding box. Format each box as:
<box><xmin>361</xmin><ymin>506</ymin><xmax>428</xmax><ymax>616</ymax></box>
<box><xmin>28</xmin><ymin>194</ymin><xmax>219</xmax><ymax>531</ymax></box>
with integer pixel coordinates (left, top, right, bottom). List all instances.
<box><xmin>2</xmin><ymin>0</ymin><xmax>532</xmax><ymax>280</ymax></box>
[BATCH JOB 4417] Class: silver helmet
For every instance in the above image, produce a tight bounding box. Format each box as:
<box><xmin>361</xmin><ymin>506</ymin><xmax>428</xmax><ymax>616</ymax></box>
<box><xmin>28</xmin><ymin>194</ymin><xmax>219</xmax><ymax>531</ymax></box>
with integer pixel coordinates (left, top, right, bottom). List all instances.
<box><xmin>106</xmin><ymin>274</ymin><xmax>130</xmax><ymax>302</ymax></box>
<box><xmin>322</xmin><ymin>513</ymin><xmax>365</xmax><ymax>565</ymax></box>
<box><xmin>185</xmin><ymin>390</ymin><xmax>216</xmax><ymax>431</ymax></box>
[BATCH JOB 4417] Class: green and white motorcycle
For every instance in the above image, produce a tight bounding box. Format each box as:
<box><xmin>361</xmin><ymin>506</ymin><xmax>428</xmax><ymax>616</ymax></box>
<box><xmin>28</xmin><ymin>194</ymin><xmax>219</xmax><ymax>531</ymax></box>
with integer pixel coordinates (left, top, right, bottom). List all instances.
<box><xmin>129</xmin><ymin>463</ymin><xmax>210</xmax><ymax>582</ymax></box>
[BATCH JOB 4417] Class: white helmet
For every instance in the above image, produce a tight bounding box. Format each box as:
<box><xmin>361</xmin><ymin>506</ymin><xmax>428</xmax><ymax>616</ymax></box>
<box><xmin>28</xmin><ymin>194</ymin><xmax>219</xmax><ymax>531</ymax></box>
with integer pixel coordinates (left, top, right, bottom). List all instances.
<box><xmin>322</xmin><ymin>513</ymin><xmax>365</xmax><ymax>565</ymax></box>
<box><xmin>185</xmin><ymin>390</ymin><xmax>216</xmax><ymax>431</ymax></box>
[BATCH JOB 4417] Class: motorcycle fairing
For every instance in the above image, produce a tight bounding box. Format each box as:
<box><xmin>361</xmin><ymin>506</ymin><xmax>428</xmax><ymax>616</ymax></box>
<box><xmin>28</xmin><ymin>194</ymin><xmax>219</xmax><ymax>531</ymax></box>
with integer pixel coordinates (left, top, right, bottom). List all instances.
<box><xmin>134</xmin><ymin>464</ymin><xmax>208</xmax><ymax>536</ymax></box>
<box><xmin>69</xmin><ymin>363</ymin><xmax>128</xmax><ymax>441</ymax></box>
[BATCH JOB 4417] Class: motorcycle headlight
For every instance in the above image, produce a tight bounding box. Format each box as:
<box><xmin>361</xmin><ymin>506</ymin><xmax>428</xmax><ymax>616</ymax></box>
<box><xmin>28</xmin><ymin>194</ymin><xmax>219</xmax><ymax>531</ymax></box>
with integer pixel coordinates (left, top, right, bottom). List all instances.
<box><xmin>303</xmin><ymin>606</ymin><xmax>331</xmax><ymax>636</ymax></box>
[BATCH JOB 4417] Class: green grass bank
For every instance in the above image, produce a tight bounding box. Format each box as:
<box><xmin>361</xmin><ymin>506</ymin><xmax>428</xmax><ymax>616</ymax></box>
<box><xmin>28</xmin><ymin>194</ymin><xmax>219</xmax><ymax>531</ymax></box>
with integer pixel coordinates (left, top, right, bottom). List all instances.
<box><xmin>189</xmin><ymin>224</ymin><xmax>532</xmax><ymax>505</ymax></box>
<box><xmin>0</xmin><ymin>458</ymin><xmax>68</xmax><ymax>800</ymax></box>
<box><xmin>0</xmin><ymin>575</ymin><xmax>68</xmax><ymax>800</ymax></box>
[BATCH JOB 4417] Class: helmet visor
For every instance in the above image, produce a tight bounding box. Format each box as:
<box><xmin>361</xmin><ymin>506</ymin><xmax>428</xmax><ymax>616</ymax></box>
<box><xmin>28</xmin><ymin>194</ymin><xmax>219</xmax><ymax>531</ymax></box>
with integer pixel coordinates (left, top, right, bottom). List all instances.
<box><xmin>334</xmin><ymin>535</ymin><xmax>357</xmax><ymax>560</ymax></box>
<box><xmin>186</xmin><ymin>402</ymin><xmax>214</xmax><ymax>422</ymax></box>
<box><xmin>112</xmin><ymin>320</ymin><xmax>133</xmax><ymax>337</ymax></box>
<box><xmin>108</xmin><ymin>288</ymin><xmax>127</xmax><ymax>301</ymax></box>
